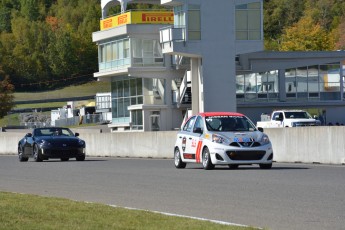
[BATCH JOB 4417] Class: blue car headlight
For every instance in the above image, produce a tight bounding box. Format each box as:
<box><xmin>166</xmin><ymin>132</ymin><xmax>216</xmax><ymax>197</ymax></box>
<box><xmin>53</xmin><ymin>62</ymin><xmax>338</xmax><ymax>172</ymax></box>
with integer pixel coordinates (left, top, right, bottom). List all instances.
<box><xmin>78</xmin><ymin>140</ymin><xmax>85</xmax><ymax>147</ymax></box>
<box><xmin>39</xmin><ymin>140</ymin><xmax>51</xmax><ymax>147</ymax></box>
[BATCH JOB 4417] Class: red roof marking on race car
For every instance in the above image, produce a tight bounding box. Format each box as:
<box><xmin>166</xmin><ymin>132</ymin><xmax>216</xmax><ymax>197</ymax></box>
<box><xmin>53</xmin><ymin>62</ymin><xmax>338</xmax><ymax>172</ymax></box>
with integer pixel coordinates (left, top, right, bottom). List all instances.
<box><xmin>199</xmin><ymin>112</ymin><xmax>244</xmax><ymax>117</ymax></box>
<box><xmin>196</xmin><ymin>140</ymin><xmax>203</xmax><ymax>163</ymax></box>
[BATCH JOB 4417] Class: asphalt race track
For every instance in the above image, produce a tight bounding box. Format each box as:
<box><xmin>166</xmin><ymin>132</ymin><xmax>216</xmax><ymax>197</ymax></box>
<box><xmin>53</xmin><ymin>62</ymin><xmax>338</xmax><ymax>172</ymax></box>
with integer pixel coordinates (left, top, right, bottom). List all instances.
<box><xmin>0</xmin><ymin>155</ymin><xmax>344</xmax><ymax>230</ymax></box>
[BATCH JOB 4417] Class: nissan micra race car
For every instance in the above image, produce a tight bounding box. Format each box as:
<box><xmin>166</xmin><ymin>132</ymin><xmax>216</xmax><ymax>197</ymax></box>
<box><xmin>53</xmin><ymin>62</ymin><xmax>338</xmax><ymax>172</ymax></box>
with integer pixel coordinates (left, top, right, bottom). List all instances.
<box><xmin>174</xmin><ymin>112</ymin><xmax>273</xmax><ymax>170</ymax></box>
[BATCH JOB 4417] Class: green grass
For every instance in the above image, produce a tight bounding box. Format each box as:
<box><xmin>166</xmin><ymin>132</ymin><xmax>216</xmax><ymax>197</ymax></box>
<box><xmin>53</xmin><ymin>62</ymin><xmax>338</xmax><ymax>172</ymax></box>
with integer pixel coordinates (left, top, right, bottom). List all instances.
<box><xmin>14</xmin><ymin>81</ymin><xmax>110</xmax><ymax>102</ymax></box>
<box><xmin>14</xmin><ymin>102</ymin><xmax>66</xmax><ymax>109</ymax></box>
<box><xmin>0</xmin><ymin>81</ymin><xmax>110</xmax><ymax>127</ymax></box>
<box><xmin>0</xmin><ymin>113</ymin><xmax>20</xmax><ymax>127</ymax></box>
<box><xmin>0</xmin><ymin>192</ymin><xmax>257</xmax><ymax>230</ymax></box>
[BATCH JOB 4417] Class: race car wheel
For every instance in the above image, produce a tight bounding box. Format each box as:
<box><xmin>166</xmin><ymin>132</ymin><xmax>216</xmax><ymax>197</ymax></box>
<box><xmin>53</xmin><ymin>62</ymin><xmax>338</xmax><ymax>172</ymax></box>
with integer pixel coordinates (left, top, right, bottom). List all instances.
<box><xmin>18</xmin><ymin>145</ymin><xmax>28</xmax><ymax>162</ymax></box>
<box><xmin>259</xmin><ymin>163</ymin><xmax>272</xmax><ymax>169</ymax></box>
<box><xmin>202</xmin><ymin>147</ymin><xmax>214</xmax><ymax>170</ymax></box>
<box><xmin>174</xmin><ymin>148</ymin><xmax>186</xmax><ymax>168</ymax></box>
<box><xmin>33</xmin><ymin>144</ymin><xmax>43</xmax><ymax>162</ymax></box>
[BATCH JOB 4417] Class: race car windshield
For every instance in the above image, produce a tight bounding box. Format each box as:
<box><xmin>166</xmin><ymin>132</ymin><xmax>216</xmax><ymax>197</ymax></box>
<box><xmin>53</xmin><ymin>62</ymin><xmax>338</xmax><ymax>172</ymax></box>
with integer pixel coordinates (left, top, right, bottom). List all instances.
<box><xmin>205</xmin><ymin>116</ymin><xmax>256</xmax><ymax>132</ymax></box>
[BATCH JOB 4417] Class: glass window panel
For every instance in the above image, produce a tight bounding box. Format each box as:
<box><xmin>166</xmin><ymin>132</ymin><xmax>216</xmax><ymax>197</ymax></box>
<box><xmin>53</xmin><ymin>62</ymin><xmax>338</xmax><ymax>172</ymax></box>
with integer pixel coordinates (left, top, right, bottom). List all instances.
<box><xmin>132</xmin><ymin>38</ymin><xmax>142</xmax><ymax>58</ymax></box>
<box><xmin>138</xmin><ymin>110</ymin><xmax>143</xmax><ymax>125</ymax></box>
<box><xmin>248</xmin><ymin>10</ymin><xmax>260</xmax><ymax>30</ymax></box>
<box><xmin>236</xmin><ymin>75</ymin><xmax>245</xmax><ymax>93</ymax></box>
<box><xmin>130</xmin><ymin>79</ymin><xmax>137</xmax><ymax>96</ymax></box>
<box><xmin>112</xmin><ymin>42</ymin><xmax>118</xmax><ymax>60</ymax></box>
<box><xmin>118</xmin><ymin>98</ymin><xmax>124</xmax><ymax>117</ymax></box>
<box><xmin>188</xmin><ymin>11</ymin><xmax>200</xmax><ymax>31</ymax></box>
<box><xmin>248</xmin><ymin>2</ymin><xmax>261</xmax><ymax>9</ymax></box>
<box><xmin>189</xmin><ymin>32</ymin><xmax>201</xmax><ymax>40</ymax></box>
<box><xmin>308</xmin><ymin>66</ymin><xmax>319</xmax><ymax>93</ymax></box>
<box><xmin>236</xmin><ymin>31</ymin><xmax>248</xmax><ymax>40</ymax></box>
<box><xmin>138</xmin><ymin>96</ymin><xmax>143</xmax><ymax>104</ymax></box>
<box><xmin>296</xmin><ymin>67</ymin><xmax>308</xmax><ymax>98</ymax></box>
<box><xmin>118</xmin><ymin>40</ymin><xmax>124</xmax><ymax>59</ymax></box>
<box><xmin>131</xmin><ymin>97</ymin><xmax>136</xmax><ymax>105</ymax></box>
<box><xmin>100</xmin><ymin>45</ymin><xmax>105</xmax><ymax>62</ymax></box>
<box><xmin>236</xmin><ymin>4</ymin><xmax>247</xmax><ymax>9</ymax></box>
<box><xmin>112</xmin><ymin>99</ymin><xmax>118</xmax><ymax>118</ymax></box>
<box><xmin>285</xmin><ymin>68</ymin><xmax>297</xmax><ymax>93</ymax></box>
<box><xmin>106</xmin><ymin>43</ymin><xmax>112</xmax><ymax>61</ymax></box>
<box><xmin>249</xmin><ymin>31</ymin><xmax>261</xmax><ymax>40</ymax></box>
<box><xmin>124</xmin><ymin>98</ymin><xmax>130</xmax><ymax>117</ymax></box>
<box><xmin>118</xmin><ymin>80</ymin><xmax>123</xmax><ymax>97</ymax></box>
<box><xmin>137</xmin><ymin>78</ymin><xmax>143</xmax><ymax>95</ymax></box>
<box><xmin>112</xmin><ymin>81</ymin><xmax>118</xmax><ymax>97</ymax></box>
<box><xmin>153</xmin><ymin>40</ymin><xmax>162</xmax><ymax>57</ymax></box>
<box><xmin>236</xmin><ymin>11</ymin><xmax>247</xmax><ymax>30</ymax></box>
<box><xmin>132</xmin><ymin>110</ymin><xmax>137</xmax><ymax>125</ymax></box>
<box><xmin>124</xmin><ymin>39</ymin><xmax>129</xmax><ymax>58</ymax></box>
<box><xmin>124</xmin><ymin>79</ymin><xmax>130</xmax><ymax>97</ymax></box>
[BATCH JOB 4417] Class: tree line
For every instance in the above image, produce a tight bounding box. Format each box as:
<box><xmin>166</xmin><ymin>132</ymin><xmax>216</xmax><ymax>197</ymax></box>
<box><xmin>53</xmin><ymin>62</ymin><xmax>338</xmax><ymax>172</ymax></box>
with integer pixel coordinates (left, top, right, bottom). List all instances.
<box><xmin>264</xmin><ymin>0</ymin><xmax>345</xmax><ymax>51</ymax></box>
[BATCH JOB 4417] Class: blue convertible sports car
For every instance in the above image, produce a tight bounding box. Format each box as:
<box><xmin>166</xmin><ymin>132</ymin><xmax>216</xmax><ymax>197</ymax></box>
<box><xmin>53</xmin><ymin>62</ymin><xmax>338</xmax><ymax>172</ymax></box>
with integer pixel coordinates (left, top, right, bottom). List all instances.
<box><xmin>18</xmin><ymin>127</ymin><xmax>86</xmax><ymax>162</ymax></box>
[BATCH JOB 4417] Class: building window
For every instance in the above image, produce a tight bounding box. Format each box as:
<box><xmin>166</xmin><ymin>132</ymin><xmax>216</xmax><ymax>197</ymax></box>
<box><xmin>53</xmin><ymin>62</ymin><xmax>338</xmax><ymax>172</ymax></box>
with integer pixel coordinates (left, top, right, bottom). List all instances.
<box><xmin>99</xmin><ymin>38</ymin><xmax>130</xmax><ymax>71</ymax></box>
<box><xmin>188</xmin><ymin>4</ymin><xmax>201</xmax><ymax>40</ymax></box>
<box><xmin>235</xmin><ymin>2</ymin><xmax>261</xmax><ymax>40</ymax></box>
<box><xmin>174</xmin><ymin>5</ymin><xmax>185</xmax><ymax>27</ymax></box>
<box><xmin>111</xmin><ymin>77</ymin><xmax>143</xmax><ymax>124</ymax></box>
<box><xmin>237</xmin><ymin>63</ymin><xmax>343</xmax><ymax>103</ymax></box>
<box><xmin>132</xmin><ymin>38</ymin><xmax>163</xmax><ymax>66</ymax></box>
<box><xmin>131</xmin><ymin>110</ymin><xmax>143</xmax><ymax>130</ymax></box>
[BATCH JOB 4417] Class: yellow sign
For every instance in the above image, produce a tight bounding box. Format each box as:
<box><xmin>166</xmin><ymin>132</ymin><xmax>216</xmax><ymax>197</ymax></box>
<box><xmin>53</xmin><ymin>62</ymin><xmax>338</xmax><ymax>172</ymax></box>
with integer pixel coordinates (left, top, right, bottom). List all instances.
<box><xmin>100</xmin><ymin>11</ymin><xmax>173</xmax><ymax>30</ymax></box>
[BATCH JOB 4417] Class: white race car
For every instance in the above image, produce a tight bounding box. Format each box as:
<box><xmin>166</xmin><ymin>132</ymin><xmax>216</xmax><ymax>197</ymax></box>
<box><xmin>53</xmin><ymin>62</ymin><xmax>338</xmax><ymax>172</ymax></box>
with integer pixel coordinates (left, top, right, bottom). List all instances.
<box><xmin>174</xmin><ymin>112</ymin><xmax>273</xmax><ymax>170</ymax></box>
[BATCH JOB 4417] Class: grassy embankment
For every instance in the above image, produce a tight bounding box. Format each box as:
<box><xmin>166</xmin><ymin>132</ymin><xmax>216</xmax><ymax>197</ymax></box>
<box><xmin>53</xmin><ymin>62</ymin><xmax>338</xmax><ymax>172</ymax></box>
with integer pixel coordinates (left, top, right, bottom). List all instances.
<box><xmin>0</xmin><ymin>81</ymin><xmax>110</xmax><ymax>127</ymax></box>
<box><xmin>0</xmin><ymin>192</ymin><xmax>257</xmax><ymax>230</ymax></box>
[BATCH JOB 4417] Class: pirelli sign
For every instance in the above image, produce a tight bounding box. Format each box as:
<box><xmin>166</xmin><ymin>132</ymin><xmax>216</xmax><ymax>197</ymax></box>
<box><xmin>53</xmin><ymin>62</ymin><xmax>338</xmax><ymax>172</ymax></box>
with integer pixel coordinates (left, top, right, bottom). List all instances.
<box><xmin>100</xmin><ymin>11</ymin><xmax>174</xmax><ymax>30</ymax></box>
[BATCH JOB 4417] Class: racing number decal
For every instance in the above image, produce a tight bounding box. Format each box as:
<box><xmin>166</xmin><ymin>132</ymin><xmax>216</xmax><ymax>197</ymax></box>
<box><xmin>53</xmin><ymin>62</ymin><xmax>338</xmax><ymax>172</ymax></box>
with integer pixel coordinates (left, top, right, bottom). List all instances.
<box><xmin>195</xmin><ymin>141</ymin><xmax>203</xmax><ymax>163</ymax></box>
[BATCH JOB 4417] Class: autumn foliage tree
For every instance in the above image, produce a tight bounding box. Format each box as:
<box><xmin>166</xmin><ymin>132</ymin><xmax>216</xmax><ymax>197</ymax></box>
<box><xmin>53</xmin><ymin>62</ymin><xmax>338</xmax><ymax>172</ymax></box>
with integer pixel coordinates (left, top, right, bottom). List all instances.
<box><xmin>279</xmin><ymin>15</ymin><xmax>334</xmax><ymax>51</ymax></box>
<box><xmin>0</xmin><ymin>73</ymin><xmax>15</xmax><ymax>119</ymax></box>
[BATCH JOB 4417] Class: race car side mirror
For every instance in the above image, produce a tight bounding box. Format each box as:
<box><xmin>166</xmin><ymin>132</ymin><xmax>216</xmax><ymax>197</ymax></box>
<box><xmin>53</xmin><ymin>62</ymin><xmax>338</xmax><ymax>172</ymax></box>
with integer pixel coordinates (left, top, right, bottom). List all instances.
<box><xmin>258</xmin><ymin>127</ymin><xmax>264</xmax><ymax>132</ymax></box>
<box><xmin>26</xmin><ymin>133</ymin><xmax>32</xmax><ymax>137</ymax></box>
<box><xmin>193</xmin><ymin>127</ymin><xmax>203</xmax><ymax>134</ymax></box>
<box><xmin>75</xmin><ymin>133</ymin><xmax>80</xmax><ymax>137</ymax></box>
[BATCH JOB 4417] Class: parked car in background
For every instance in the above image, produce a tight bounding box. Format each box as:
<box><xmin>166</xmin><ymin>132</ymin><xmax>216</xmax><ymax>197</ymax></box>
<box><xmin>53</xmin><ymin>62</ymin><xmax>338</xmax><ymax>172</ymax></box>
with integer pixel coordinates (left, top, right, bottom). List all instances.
<box><xmin>18</xmin><ymin>127</ymin><xmax>86</xmax><ymax>162</ymax></box>
<box><xmin>174</xmin><ymin>112</ymin><xmax>273</xmax><ymax>170</ymax></box>
<box><xmin>257</xmin><ymin>110</ymin><xmax>320</xmax><ymax>128</ymax></box>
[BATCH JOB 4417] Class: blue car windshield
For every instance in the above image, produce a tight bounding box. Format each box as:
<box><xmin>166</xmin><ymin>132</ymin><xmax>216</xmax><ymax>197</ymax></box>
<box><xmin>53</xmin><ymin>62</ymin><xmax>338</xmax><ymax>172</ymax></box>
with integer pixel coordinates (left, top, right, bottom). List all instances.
<box><xmin>205</xmin><ymin>116</ymin><xmax>256</xmax><ymax>132</ymax></box>
<box><xmin>34</xmin><ymin>128</ymin><xmax>74</xmax><ymax>137</ymax></box>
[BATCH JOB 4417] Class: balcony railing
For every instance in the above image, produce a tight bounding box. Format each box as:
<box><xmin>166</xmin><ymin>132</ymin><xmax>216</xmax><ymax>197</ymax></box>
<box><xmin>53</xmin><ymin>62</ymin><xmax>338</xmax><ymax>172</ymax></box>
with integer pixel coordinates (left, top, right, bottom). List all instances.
<box><xmin>160</xmin><ymin>26</ymin><xmax>186</xmax><ymax>44</ymax></box>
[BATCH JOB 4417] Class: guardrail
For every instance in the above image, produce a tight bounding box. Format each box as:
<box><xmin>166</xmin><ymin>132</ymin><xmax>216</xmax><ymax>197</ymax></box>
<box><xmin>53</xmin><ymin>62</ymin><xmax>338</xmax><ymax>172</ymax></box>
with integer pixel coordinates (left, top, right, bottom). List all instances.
<box><xmin>1</xmin><ymin>127</ymin><xmax>344</xmax><ymax>165</ymax></box>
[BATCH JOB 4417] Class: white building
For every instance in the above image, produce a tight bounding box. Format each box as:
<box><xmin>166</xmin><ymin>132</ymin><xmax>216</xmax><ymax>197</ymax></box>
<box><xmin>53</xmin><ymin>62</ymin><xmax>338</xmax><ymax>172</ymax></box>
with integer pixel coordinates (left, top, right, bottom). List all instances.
<box><xmin>93</xmin><ymin>0</ymin><xmax>345</xmax><ymax>130</ymax></box>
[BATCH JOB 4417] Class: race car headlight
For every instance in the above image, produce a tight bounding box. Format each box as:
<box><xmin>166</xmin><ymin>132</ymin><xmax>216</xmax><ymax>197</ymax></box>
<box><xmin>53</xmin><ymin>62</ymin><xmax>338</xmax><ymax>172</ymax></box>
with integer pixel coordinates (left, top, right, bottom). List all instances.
<box><xmin>78</xmin><ymin>140</ymin><xmax>85</xmax><ymax>147</ymax></box>
<box><xmin>39</xmin><ymin>140</ymin><xmax>51</xmax><ymax>147</ymax></box>
<box><xmin>212</xmin><ymin>134</ymin><xmax>230</xmax><ymax>145</ymax></box>
<box><xmin>260</xmin><ymin>134</ymin><xmax>270</xmax><ymax>145</ymax></box>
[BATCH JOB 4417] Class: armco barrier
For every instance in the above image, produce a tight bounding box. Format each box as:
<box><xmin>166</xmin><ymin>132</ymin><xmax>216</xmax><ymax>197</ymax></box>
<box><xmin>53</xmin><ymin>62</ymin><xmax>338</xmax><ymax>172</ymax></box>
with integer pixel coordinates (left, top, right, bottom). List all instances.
<box><xmin>1</xmin><ymin>127</ymin><xmax>345</xmax><ymax>165</ymax></box>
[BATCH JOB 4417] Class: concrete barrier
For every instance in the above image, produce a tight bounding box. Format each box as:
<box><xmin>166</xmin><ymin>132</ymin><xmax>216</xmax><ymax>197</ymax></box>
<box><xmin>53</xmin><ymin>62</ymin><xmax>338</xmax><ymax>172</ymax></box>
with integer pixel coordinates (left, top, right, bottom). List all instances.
<box><xmin>1</xmin><ymin>127</ymin><xmax>345</xmax><ymax>165</ymax></box>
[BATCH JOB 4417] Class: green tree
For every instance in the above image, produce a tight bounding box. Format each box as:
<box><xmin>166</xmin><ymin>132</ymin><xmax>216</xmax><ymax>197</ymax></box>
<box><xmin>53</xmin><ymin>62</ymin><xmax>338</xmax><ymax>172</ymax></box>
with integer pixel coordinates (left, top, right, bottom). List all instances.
<box><xmin>264</xmin><ymin>0</ymin><xmax>306</xmax><ymax>50</ymax></box>
<box><xmin>279</xmin><ymin>15</ymin><xmax>334</xmax><ymax>51</ymax></box>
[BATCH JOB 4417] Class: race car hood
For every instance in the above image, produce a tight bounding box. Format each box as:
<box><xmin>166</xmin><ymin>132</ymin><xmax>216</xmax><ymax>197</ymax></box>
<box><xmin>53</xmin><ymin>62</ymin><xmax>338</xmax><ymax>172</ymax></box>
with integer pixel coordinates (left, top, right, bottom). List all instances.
<box><xmin>220</xmin><ymin>131</ymin><xmax>265</xmax><ymax>142</ymax></box>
